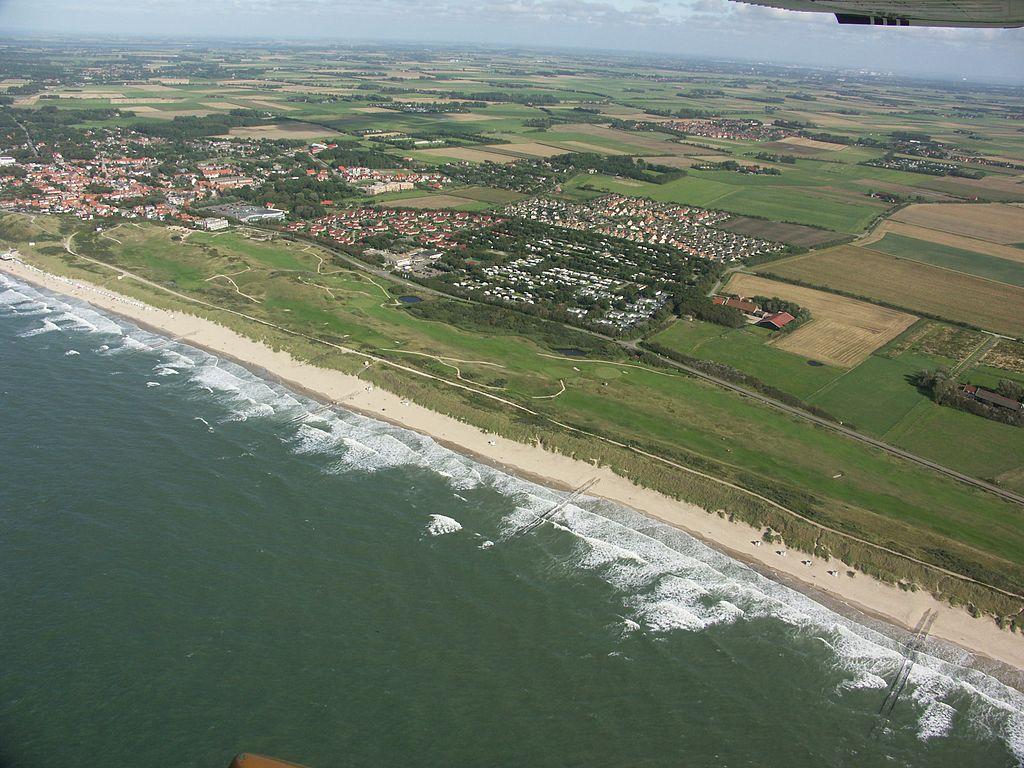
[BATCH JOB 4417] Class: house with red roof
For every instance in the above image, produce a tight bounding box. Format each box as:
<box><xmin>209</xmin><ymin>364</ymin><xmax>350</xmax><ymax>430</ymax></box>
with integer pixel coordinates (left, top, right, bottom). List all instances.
<box><xmin>759</xmin><ymin>311</ymin><xmax>796</xmax><ymax>330</ymax></box>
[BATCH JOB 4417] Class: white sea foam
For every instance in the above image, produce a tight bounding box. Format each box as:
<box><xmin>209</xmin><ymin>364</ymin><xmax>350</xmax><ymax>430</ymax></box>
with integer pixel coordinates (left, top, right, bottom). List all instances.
<box><xmin>65</xmin><ymin>349</ymin><xmax>80</xmax><ymax>357</ymax></box>
<box><xmin>918</xmin><ymin>700</ymin><xmax>957</xmax><ymax>741</ymax></box>
<box><xmin>425</xmin><ymin>514</ymin><xmax>463</xmax><ymax>536</ymax></box>
<box><xmin>18</xmin><ymin>318</ymin><xmax>60</xmax><ymax>337</ymax></box>
<box><xmin>3</xmin><ymin>279</ymin><xmax>124</xmax><ymax>339</ymax></box>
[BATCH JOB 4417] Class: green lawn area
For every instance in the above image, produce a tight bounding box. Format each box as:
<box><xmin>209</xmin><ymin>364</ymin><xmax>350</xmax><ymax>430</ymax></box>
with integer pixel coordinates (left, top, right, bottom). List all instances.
<box><xmin>449</xmin><ymin>186</ymin><xmax>526</xmax><ymax>204</ymax></box>
<box><xmin>885</xmin><ymin>402</ymin><xmax>1024</xmax><ymax>491</ymax></box>
<box><xmin>649</xmin><ymin>319</ymin><xmax>843</xmax><ymax>400</ymax></box>
<box><xmin>870</xmin><ymin>234</ymin><xmax>1024</xmax><ymax>288</ymax></box>
<box><xmin>189</xmin><ymin>231</ymin><xmax>312</xmax><ymax>271</ymax></box>
<box><xmin>807</xmin><ymin>353</ymin><xmax>934</xmax><ymax>435</ymax></box>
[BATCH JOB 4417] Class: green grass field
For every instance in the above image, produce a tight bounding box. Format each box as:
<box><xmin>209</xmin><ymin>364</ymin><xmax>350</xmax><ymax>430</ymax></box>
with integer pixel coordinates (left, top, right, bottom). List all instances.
<box><xmin>649</xmin><ymin>319</ymin><xmax>843</xmax><ymax>399</ymax></box>
<box><xmin>807</xmin><ymin>353</ymin><xmax>933</xmax><ymax>435</ymax></box>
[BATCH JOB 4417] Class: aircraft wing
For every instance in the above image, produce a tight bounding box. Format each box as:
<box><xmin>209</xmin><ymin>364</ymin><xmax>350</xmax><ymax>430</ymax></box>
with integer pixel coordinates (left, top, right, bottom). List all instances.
<box><xmin>733</xmin><ymin>0</ymin><xmax>1024</xmax><ymax>26</ymax></box>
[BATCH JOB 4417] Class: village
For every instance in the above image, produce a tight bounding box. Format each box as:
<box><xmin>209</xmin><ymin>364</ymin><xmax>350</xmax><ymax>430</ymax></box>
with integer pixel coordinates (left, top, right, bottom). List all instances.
<box><xmin>0</xmin><ymin>128</ymin><xmax>288</xmax><ymax>222</ymax></box>
<box><xmin>501</xmin><ymin>195</ymin><xmax>784</xmax><ymax>263</ymax></box>
<box><xmin>286</xmin><ymin>207</ymin><xmax>501</xmax><ymax>249</ymax></box>
<box><xmin>662</xmin><ymin>117</ymin><xmax>792</xmax><ymax>142</ymax></box>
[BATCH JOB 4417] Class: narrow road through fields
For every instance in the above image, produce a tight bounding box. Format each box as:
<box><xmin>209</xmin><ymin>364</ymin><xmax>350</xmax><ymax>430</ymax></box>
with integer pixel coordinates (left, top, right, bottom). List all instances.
<box><xmin>12</xmin><ymin>115</ymin><xmax>40</xmax><ymax>158</ymax></box>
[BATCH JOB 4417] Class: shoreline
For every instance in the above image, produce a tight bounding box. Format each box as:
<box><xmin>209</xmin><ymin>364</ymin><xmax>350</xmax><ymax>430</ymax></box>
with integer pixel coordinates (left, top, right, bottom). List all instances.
<box><xmin>3</xmin><ymin>257</ymin><xmax>1023</xmax><ymax>679</ymax></box>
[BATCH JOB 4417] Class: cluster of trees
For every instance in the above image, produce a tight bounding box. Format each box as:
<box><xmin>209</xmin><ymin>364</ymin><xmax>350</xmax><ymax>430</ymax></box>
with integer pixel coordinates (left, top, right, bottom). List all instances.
<box><xmin>236</xmin><ymin>175</ymin><xmax>357</xmax><ymax>219</ymax></box>
<box><xmin>864</xmin><ymin>154</ymin><xmax>983</xmax><ymax>179</ymax></box>
<box><xmin>548</xmin><ymin>153</ymin><xmax>685</xmax><ymax>184</ymax></box>
<box><xmin>0</xmin><ymin>106</ymin><xmax>121</xmax><ymax>161</ymax></box>
<box><xmin>671</xmin><ymin>287</ymin><xmax>745</xmax><ymax>328</ymax></box>
<box><xmin>751</xmin><ymin>295</ymin><xmax>808</xmax><ymax>322</ymax></box>
<box><xmin>317</xmin><ymin>143</ymin><xmax>397</xmax><ymax>168</ymax></box>
<box><xmin>694</xmin><ymin>160</ymin><xmax>780</xmax><ymax>176</ymax></box>
<box><xmin>643</xmin><ymin>107</ymin><xmax>716</xmax><ymax>119</ymax></box>
<box><xmin>913</xmin><ymin>369</ymin><xmax>1023</xmax><ymax>427</ymax></box>
<box><xmin>457</xmin><ymin>91</ymin><xmax>560</xmax><ymax>105</ymax></box>
<box><xmin>134</xmin><ymin>109</ymin><xmax>267</xmax><ymax>140</ymax></box>
<box><xmin>753</xmin><ymin>152</ymin><xmax>797</xmax><ymax>164</ymax></box>
<box><xmin>439</xmin><ymin>160</ymin><xmax>557</xmax><ymax>194</ymax></box>
<box><xmin>372</xmin><ymin>101</ymin><xmax>477</xmax><ymax>114</ymax></box>
<box><xmin>369</xmin><ymin>128</ymin><xmax>506</xmax><ymax>149</ymax></box>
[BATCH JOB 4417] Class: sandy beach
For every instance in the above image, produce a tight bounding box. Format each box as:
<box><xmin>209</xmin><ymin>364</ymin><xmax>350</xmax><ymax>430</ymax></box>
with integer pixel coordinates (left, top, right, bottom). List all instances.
<box><xmin>3</xmin><ymin>256</ymin><xmax>1023</xmax><ymax>675</ymax></box>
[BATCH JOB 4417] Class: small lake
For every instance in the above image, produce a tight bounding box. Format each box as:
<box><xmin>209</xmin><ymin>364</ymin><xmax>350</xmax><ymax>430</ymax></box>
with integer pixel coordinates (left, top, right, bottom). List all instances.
<box><xmin>554</xmin><ymin>348</ymin><xmax>588</xmax><ymax>357</ymax></box>
<box><xmin>398</xmin><ymin>295</ymin><xmax>423</xmax><ymax>304</ymax></box>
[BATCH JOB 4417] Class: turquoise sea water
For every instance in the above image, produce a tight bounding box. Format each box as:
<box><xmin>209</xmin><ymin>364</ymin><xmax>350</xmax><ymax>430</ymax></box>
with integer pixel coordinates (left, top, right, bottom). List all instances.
<box><xmin>1</xmin><ymin>273</ymin><xmax>1022</xmax><ymax>768</ymax></box>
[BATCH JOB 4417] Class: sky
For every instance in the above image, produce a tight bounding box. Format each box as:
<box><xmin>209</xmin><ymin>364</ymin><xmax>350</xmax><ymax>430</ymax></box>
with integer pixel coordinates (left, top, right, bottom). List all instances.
<box><xmin>0</xmin><ymin>0</ymin><xmax>1022</xmax><ymax>84</ymax></box>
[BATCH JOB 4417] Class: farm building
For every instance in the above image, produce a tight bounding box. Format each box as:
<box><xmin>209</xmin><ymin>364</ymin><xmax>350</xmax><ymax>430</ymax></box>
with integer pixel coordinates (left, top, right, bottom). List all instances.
<box><xmin>961</xmin><ymin>384</ymin><xmax>1023</xmax><ymax>412</ymax></box>
<box><xmin>759</xmin><ymin>311</ymin><xmax>796</xmax><ymax>330</ymax></box>
<box><xmin>713</xmin><ymin>295</ymin><xmax>760</xmax><ymax>314</ymax></box>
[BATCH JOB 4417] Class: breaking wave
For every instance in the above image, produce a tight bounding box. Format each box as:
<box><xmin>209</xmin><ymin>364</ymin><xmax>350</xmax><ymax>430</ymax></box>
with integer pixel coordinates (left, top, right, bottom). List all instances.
<box><xmin>425</xmin><ymin>514</ymin><xmax>463</xmax><ymax>537</ymax></box>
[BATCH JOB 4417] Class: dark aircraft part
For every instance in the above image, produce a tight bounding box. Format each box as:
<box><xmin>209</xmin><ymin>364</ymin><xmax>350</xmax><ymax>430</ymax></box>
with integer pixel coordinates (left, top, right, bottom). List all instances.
<box><xmin>733</xmin><ymin>0</ymin><xmax>1024</xmax><ymax>27</ymax></box>
<box><xmin>836</xmin><ymin>12</ymin><xmax>911</xmax><ymax>23</ymax></box>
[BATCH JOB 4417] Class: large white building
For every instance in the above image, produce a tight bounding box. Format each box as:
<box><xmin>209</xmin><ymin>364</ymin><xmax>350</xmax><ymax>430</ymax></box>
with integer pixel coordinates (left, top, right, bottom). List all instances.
<box><xmin>197</xmin><ymin>217</ymin><xmax>230</xmax><ymax>231</ymax></box>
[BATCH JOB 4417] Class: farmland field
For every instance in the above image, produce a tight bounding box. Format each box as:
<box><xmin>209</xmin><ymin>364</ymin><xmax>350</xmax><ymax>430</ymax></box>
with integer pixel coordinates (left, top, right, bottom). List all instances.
<box><xmin>866</xmin><ymin>220</ymin><xmax>1024</xmax><ymax>263</ymax></box>
<box><xmin>716</xmin><ymin>216</ymin><xmax>844</xmax><ymax>248</ymax></box>
<box><xmin>648</xmin><ymin>319</ymin><xmax>843</xmax><ymax>399</ymax></box>
<box><xmin>724</xmin><ymin>273</ymin><xmax>917</xmax><ymax>367</ymax></box>
<box><xmin>418</xmin><ymin>147</ymin><xmax>516</xmax><ymax>163</ymax></box>
<box><xmin>221</xmin><ymin>121</ymin><xmax>341</xmax><ymax>139</ymax></box>
<box><xmin>891</xmin><ymin>203</ymin><xmax>1024</xmax><ymax>243</ymax></box>
<box><xmin>448</xmin><ymin>186</ymin><xmax>525</xmax><ymax>204</ymax></box>
<box><xmin>777</xmin><ymin>136</ymin><xmax>847</xmax><ymax>151</ymax></box>
<box><xmin>868</xmin><ymin>233</ymin><xmax>1024</xmax><ymax>287</ymax></box>
<box><xmin>484</xmin><ymin>142</ymin><xmax>567</xmax><ymax>158</ymax></box>
<box><xmin>758</xmin><ymin>245</ymin><xmax>1024</xmax><ymax>337</ymax></box>
<box><xmin>380</xmin><ymin>194</ymin><xmax>491</xmax><ymax>210</ymax></box>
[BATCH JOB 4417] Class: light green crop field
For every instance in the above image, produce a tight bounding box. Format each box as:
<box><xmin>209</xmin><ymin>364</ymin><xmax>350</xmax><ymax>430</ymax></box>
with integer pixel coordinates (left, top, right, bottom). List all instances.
<box><xmin>561</xmin><ymin>173</ymin><xmax>886</xmax><ymax>233</ymax></box>
<box><xmin>807</xmin><ymin>353</ymin><xmax>935</xmax><ymax>436</ymax></box>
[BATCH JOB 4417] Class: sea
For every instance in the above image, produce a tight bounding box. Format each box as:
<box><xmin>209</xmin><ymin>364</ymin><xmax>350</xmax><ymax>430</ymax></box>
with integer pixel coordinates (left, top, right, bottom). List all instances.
<box><xmin>1</xmin><ymin>271</ymin><xmax>1023</xmax><ymax>768</ymax></box>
